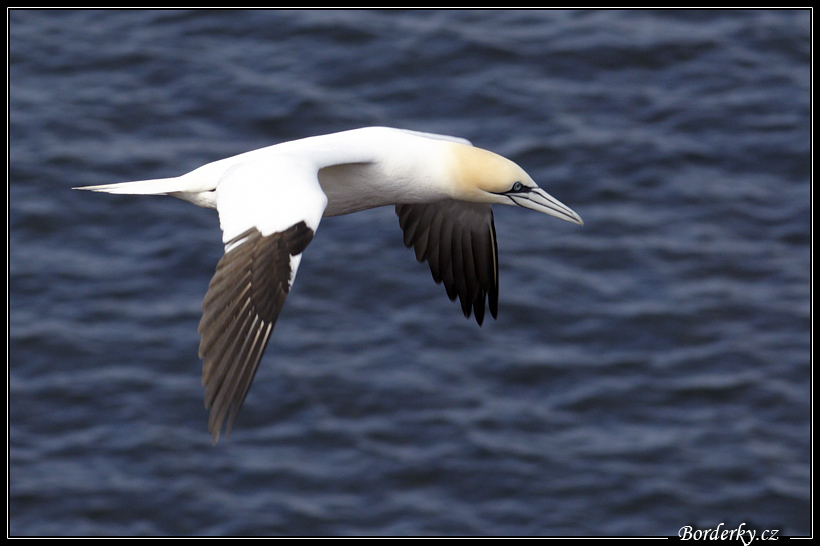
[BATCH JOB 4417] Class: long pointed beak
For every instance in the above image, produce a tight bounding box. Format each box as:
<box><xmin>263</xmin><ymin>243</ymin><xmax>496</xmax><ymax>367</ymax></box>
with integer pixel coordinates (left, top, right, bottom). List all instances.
<box><xmin>514</xmin><ymin>187</ymin><xmax>584</xmax><ymax>226</ymax></box>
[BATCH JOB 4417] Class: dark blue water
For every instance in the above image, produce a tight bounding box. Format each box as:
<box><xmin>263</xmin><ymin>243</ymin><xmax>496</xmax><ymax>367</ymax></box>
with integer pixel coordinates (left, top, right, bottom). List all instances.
<box><xmin>10</xmin><ymin>10</ymin><xmax>810</xmax><ymax>536</ymax></box>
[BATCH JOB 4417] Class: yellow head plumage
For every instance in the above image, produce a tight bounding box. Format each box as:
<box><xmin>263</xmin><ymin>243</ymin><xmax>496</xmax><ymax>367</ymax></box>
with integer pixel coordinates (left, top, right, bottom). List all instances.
<box><xmin>445</xmin><ymin>141</ymin><xmax>583</xmax><ymax>225</ymax></box>
<box><xmin>446</xmin><ymin>143</ymin><xmax>533</xmax><ymax>202</ymax></box>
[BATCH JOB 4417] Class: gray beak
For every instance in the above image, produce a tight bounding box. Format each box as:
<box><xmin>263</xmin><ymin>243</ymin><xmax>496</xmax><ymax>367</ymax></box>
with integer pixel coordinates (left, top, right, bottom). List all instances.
<box><xmin>511</xmin><ymin>187</ymin><xmax>584</xmax><ymax>225</ymax></box>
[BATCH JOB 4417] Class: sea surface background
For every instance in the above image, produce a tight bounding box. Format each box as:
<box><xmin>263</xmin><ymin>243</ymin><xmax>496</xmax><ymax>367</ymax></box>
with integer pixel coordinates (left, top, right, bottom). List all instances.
<box><xmin>9</xmin><ymin>10</ymin><xmax>811</xmax><ymax>536</ymax></box>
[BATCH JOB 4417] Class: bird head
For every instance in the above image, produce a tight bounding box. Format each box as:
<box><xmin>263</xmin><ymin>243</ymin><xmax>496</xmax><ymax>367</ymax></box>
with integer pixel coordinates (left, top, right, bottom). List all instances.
<box><xmin>447</xmin><ymin>143</ymin><xmax>583</xmax><ymax>226</ymax></box>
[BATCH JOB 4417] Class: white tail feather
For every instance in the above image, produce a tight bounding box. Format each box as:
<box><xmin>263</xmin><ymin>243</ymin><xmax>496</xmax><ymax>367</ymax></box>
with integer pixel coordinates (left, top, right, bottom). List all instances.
<box><xmin>73</xmin><ymin>176</ymin><xmax>192</xmax><ymax>195</ymax></box>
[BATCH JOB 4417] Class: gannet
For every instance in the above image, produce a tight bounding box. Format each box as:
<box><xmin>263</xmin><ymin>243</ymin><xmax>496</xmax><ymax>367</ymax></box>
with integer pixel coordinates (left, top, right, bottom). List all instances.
<box><xmin>76</xmin><ymin>127</ymin><xmax>583</xmax><ymax>442</ymax></box>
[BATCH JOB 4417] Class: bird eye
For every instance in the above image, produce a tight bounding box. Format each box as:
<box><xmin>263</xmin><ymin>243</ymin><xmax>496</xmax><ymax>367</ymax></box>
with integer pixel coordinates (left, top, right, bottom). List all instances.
<box><xmin>511</xmin><ymin>182</ymin><xmax>524</xmax><ymax>192</ymax></box>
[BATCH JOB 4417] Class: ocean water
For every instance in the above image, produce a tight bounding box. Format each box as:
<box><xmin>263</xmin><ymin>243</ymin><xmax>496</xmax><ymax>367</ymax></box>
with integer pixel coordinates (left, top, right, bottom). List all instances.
<box><xmin>9</xmin><ymin>9</ymin><xmax>810</xmax><ymax>536</ymax></box>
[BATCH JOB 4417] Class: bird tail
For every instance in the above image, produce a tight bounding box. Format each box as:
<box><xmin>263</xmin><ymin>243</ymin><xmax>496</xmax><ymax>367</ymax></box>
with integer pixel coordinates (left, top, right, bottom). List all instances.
<box><xmin>73</xmin><ymin>176</ymin><xmax>192</xmax><ymax>195</ymax></box>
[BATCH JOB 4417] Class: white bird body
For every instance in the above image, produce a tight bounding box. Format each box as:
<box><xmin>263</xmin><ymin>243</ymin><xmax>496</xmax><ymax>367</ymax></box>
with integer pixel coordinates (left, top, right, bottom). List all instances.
<box><xmin>76</xmin><ymin>126</ymin><xmax>582</xmax><ymax>442</ymax></box>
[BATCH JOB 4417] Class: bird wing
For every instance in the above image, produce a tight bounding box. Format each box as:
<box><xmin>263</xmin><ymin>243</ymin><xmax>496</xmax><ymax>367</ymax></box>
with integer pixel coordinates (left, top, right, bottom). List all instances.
<box><xmin>392</xmin><ymin>128</ymin><xmax>473</xmax><ymax>147</ymax></box>
<box><xmin>395</xmin><ymin>201</ymin><xmax>498</xmax><ymax>326</ymax></box>
<box><xmin>199</xmin><ymin>159</ymin><xmax>327</xmax><ymax>443</ymax></box>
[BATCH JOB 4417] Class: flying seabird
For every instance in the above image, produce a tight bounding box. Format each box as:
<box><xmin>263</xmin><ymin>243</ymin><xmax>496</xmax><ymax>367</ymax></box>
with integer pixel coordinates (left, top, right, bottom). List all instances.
<box><xmin>76</xmin><ymin>127</ymin><xmax>583</xmax><ymax>443</ymax></box>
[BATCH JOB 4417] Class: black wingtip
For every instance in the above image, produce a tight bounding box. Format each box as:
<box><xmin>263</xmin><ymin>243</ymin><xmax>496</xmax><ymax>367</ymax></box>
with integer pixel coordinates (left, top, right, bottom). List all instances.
<box><xmin>199</xmin><ymin>224</ymin><xmax>314</xmax><ymax>443</ymax></box>
<box><xmin>395</xmin><ymin>202</ymin><xmax>499</xmax><ymax>329</ymax></box>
